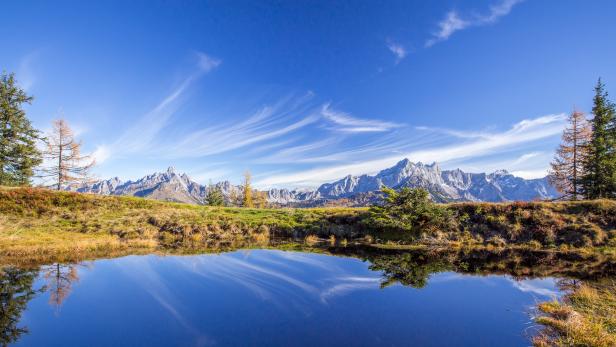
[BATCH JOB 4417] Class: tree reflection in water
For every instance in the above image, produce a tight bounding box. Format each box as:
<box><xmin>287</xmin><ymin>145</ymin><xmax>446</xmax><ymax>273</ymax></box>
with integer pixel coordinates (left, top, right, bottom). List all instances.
<box><xmin>0</xmin><ymin>267</ymin><xmax>41</xmax><ymax>346</ymax></box>
<box><xmin>329</xmin><ymin>246</ymin><xmax>616</xmax><ymax>289</ymax></box>
<box><xmin>0</xmin><ymin>263</ymin><xmax>82</xmax><ymax>346</ymax></box>
<box><xmin>0</xmin><ymin>246</ymin><xmax>613</xmax><ymax>345</ymax></box>
<box><xmin>43</xmin><ymin>264</ymin><xmax>80</xmax><ymax>311</ymax></box>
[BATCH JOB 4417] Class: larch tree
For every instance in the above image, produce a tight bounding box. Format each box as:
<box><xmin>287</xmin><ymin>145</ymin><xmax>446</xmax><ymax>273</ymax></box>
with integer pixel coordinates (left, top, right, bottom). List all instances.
<box><xmin>242</xmin><ymin>171</ymin><xmax>254</xmax><ymax>208</ymax></box>
<box><xmin>254</xmin><ymin>190</ymin><xmax>268</xmax><ymax>208</ymax></box>
<box><xmin>581</xmin><ymin>79</ymin><xmax>616</xmax><ymax>199</ymax></box>
<box><xmin>549</xmin><ymin>109</ymin><xmax>592</xmax><ymax>200</ymax></box>
<box><xmin>0</xmin><ymin>72</ymin><xmax>43</xmax><ymax>186</ymax></box>
<box><xmin>44</xmin><ymin>264</ymin><xmax>79</xmax><ymax>310</ymax></box>
<box><xmin>40</xmin><ymin>119</ymin><xmax>95</xmax><ymax>190</ymax></box>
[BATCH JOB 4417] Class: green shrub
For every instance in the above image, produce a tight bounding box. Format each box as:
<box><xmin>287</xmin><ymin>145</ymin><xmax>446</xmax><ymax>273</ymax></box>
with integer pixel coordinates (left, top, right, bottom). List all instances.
<box><xmin>365</xmin><ymin>187</ymin><xmax>455</xmax><ymax>234</ymax></box>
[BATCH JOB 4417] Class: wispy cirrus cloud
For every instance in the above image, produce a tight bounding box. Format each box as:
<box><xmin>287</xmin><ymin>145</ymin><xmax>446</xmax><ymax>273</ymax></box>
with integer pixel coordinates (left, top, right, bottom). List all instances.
<box><xmin>97</xmin><ymin>61</ymin><xmax>402</xmax><ymax>171</ymax></box>
<box><xmin>256</xmin><ymin>113</ymin><xmax>565</xmax><ymax>187</ymax></box>
<box><xmin>321</xmin><ymin>103</ymin><xmax>400</xmax><ymax>133</ymax></box>
<box><xmin>257</xmin><ymin>137</ymin><xmax>343</xmax><ymax>164</ymax></box>
<box><xmin>196</xmin><ymin>52</ymin><xmax>221</xmax><ymax>72</ymax></box>
<box><xmin>17</xmin><ymin>51</ymin><xmax>41</xmax><ymax>91</ymax></box>
<box><xmin>426</xmin><ymin>0</ymin><xmax>523</xmax><ymax>47</ymax></box>
<box><xmin>159</xmin><ymin>97</ymin><xmax>321</xmax><ymax>158</ymax></box>
<box><xmin>511</xmin><ymin>151</ymin><xmax>543</xmax><ymax>165</ymax></box>
<box><xmin>414</xmin><ymin>126</ymin><xmax>493</xmax><ymax>140</ymax></box>
<box><xmin>386</xmin><ymin>39</ymin><xmax>407</xmax><ymax>64</ymax></box>
<box><xmin>426</xmin><ymin>11</ymin><xmax>470</xmax><ymax>47</ymax></box>
<box><xmin>96</xmin><ymin>52</ymin><xmax>222</xmax><ymax>163</ymax></box>
<box><xmin>446</xmin><ymin>151</ymin><xmax>553</xmax><ymax>179</ymax></box>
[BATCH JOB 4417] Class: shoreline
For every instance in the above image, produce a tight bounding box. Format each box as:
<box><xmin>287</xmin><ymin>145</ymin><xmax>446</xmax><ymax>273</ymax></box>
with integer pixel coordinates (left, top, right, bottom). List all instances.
<box><xmin>2</xmin><ymin>187</ymin><xmax>616</xmax><ymax>265</ymax></box>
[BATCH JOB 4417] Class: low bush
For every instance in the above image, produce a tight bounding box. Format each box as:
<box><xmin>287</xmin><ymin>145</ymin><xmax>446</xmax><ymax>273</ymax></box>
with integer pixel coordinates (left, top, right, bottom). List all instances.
<box><xmin>364</xmin><ymin>187</ymin><xmax>454</xmax><ymax>235</ymax></box>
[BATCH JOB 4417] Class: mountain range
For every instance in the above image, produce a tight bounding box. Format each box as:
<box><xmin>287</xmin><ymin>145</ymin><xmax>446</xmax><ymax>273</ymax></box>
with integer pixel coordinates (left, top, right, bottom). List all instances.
<box><xmin>68</xmin><ymin>159</ymin><xmax>559</xmax><ymax>206</ymax></box>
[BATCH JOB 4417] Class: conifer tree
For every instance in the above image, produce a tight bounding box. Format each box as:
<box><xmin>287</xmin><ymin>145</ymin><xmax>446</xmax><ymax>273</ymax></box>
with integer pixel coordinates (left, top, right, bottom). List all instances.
<box><xmin>205</xmin><ymin>181</ymin><xmax>225</xmax><ymax>206</ymax></box>
<box><xmin>549</xmin><ymin>109</ymin><xmax>592</xmax><ymax>200</ymax></box>
<box><xmin>228</xmin><ymin>187</ymin><xmax>241</xmax><ymax>207</ymax></box>
<box><xmin>0</xmin><ymin>267</ymin><xmax>40</xmax><ymax>345</ymax></box>
<box><xmin>242</xmin><ymin>171</ymin><xmax>254</xmax><ymax>207</ymax></box>
<box><xmin>0</xmin><ymin>72</ymin><xmax>43</xmax><ymax>186</ymax></box>
<box><xmin>254</xmin><ymin>190</ymin><xmax>268</xmax><ymax>208</ymax></box>
<box><xmin>582</xmin><ymin>79</ymin><xmax>616</xmax><ymax>199</ymax></box>
<box><xmin>39</xmin><ymin>119</ymin><xmax>95</xmax><ymax>190</ymax></box>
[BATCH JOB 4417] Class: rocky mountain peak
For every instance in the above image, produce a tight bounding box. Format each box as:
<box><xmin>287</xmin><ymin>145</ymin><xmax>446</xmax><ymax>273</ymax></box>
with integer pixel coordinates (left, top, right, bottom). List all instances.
<box><xmin>490</xmin><ymin>169</ymin><xmax>510</xmax><ymax>177</ymax></box>
<box><xmin>69</xmin><ymin>157</ymin><xmax>559</xmax><ymax>206</ymax></box>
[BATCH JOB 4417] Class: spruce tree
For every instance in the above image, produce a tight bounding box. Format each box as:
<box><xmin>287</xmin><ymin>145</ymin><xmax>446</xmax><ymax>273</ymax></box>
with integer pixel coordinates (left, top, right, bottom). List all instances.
<box><xmin>205</xmin><ymin>182</ymin><xmax>225</xmax><ymax>206</ymax></box>
<box><xmin>582</xmin><ymin>79</ymin><xmax>616</xmax><ymax>199</ymax></box>
<box><xmin>0</xmin><ymin>72</ymin><xmax>43</xmax><ymax>186</ymax></box>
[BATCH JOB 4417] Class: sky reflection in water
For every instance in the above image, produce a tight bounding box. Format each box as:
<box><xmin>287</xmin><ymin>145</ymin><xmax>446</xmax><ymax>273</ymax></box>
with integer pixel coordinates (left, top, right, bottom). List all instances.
<box><xmin>14</xmin><ymin>250</ymin><xmax>560</xmax><ymax>347</ymax></box>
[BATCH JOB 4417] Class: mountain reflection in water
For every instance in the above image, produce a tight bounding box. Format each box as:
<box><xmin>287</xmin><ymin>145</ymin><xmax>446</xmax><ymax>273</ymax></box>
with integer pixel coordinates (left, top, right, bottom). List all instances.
<box><xmin>1</xmin><ymin>247</ymin><xmax>614</xmax><ymax>347</ymax></box>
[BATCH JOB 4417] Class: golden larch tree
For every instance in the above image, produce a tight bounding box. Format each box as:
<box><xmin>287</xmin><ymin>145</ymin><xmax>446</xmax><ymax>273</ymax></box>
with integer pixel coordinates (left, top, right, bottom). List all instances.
<box><xmin>549</xmin><ymin>109</ymin><xmax>592</xmax><ymax>200</ymax></box>
<box><xmin>44</xmin><ymin>264</ymin><xmax>80</xmax><ymax>311</ymax></box>
<box><xmin>40</xmin><ymin>119</ymin><xmax>95</xmax><ymax>190</ymax></box>
<box><xmin>254</xmin><ymin>190</ymin><xmax>268</xmax><ymax>208</ymax></box>
<box><xmin>242</xmin><ymin>171</ymin><xmax>254</xmax><ymax>207</ymax></box>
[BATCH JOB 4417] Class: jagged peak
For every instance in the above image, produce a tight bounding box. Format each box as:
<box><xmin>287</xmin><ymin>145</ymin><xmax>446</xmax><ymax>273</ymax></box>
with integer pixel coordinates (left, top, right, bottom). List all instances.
<box><xmin>491</xmin><ymin>169</ymin><xmax>510</xmax><ymax>176</ymax></box>
<box><xmin>395</xmin><ymin>158</ymin><xmax>411</xmax><ymax>167</ymax></box>
<box><xmin>68</xmin><ymin>160</ymin><xmax>558</xmax><ymax>205</ymax></box>
<box><xmin>391</xmin><ymin>159</ymin><xmax>440</xmax><ymax>170</ymax></box>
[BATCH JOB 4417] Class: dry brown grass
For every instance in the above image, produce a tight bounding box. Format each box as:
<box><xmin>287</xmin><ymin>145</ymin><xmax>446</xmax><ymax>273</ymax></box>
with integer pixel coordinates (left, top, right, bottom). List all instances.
<box><xmin>534</xmin><ymin>279</ymin><xmax>616</xmax><ymax>346</ymax></box>
<box><xmin>0</xmin><ymin>187</ymin><xmax>362</xmax><ymax>263</ymax></box>
<box><xmin>2</xmin><ymin>187</ymin><xmax>616</xmax><ymax>265</ymax></box>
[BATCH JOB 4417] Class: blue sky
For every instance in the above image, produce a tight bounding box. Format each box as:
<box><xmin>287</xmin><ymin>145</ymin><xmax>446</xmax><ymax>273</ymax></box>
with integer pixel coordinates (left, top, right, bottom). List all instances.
<box><xmin>2</xmin><ymin>0</ymin><xmax>616</xmax><ymax>188</ymax></box>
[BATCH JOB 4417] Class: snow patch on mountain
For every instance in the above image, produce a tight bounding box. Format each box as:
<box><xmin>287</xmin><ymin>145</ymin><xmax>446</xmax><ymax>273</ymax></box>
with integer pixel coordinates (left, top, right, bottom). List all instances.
<box><xmin>69</xmin><ymin>159</ymin><xmax>559</xmax><ymax>206</ymax></box>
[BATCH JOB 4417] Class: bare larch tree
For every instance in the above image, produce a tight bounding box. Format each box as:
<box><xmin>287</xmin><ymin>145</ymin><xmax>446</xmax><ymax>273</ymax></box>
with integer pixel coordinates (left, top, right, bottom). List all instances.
<box><xmin>549</xmin><ymin>109</ymin><xmax>592</xmax><ymax>200</ymax></box>
<box><xmin>40</xmin><ymin>119</ymin><xmax>95</xmax><ymax>190</ymax></box>
<box><xmin>43</xmin><ymin>263</ymin><xmax>80</xmax><ymax>311</ymax></box>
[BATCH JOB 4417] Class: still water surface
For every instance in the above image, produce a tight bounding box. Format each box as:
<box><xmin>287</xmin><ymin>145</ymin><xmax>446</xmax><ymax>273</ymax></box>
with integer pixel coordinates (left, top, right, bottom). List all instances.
<box><xmin>10</xmin><ymin>249</ymin><xmax>561</xmax><ymax>346</ymax></box>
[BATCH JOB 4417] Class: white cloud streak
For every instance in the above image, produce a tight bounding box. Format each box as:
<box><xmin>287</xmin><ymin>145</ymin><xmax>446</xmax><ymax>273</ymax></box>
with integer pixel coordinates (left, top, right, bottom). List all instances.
<box><xmin>426</xmin><ymin>11</ymin><xmax>470</xmax><ymax>47</ymax></box>
<box><xmin>113</xmin><ymin>74</ymin><xmax>195</xmax><ymax>154</ymax></box>
<box><xmin>426</xmin><ymin>0</ymin><xmax>523</xmax><ymax>47</ymax></box>
<box><xmin>414</xmin><ymin>126</ymin><xmax>492</xmax><ymax>139</ymax></box>
<box><xmin>509</xmin><ymin>278</ymin><xmax>560</xmax><ymax>297</ymax></box>
<box><xmin>386</xmin><ymin>39</ymin><xmax>407</xmax><ymax>64</ymax></box>
<box><xmin>160</xmin><ymin>101</ymin><xmax>321</xmax><ymax>158</ymax></box>
<box><xmin>256</xmin><ymin>113</ymin><xmax>565</xmax><ymax>187</ymax></box>
<box><xmin>101</xmin><ymin>52</ymin><xmax>221</xmax><ymax>161</ymax></box>
<box><xmin>447</xmin><ymin>151</ymin><xmax>553</xmax><ymax>179</ymax></box>
<box><xmin>321</xmin><ymin>103</ymin><xmax>400</xmax><ymax>133</ymax></box>
<box><xmin>511</xmin><ymin>151</ymin><xmax>543</xmax><ymax>165</ymax></box>
<box><xmin>17</xmin><ymin>51</ymin><xmax>40</xmax><ymax>91</ymax></box>
<box><xmin>103</xmin><ymin>78</ymin><xmax>402</xmax><ymax>164</ymax></box>
<box><xmin>197</xmin><ymin>52</ymin><xmax>222</xmax><ymax>72</ymax></box>
<box><xmin>92</xmin><ymin>145</ymin><xmax>111</xmax><ymax>164</ymax></box>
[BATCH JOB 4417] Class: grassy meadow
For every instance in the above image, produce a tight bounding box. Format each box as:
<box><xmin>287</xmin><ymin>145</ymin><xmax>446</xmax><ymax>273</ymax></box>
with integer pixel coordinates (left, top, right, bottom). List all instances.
<box><xmin>2</xmin><ymin>186</ymin><xmax>616</xmax><ymax>345</ymax></box>
<box><xmin>2</xmin><ymin>186</ymin><xmax>616</xmax><ymax>264</ymax></box>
